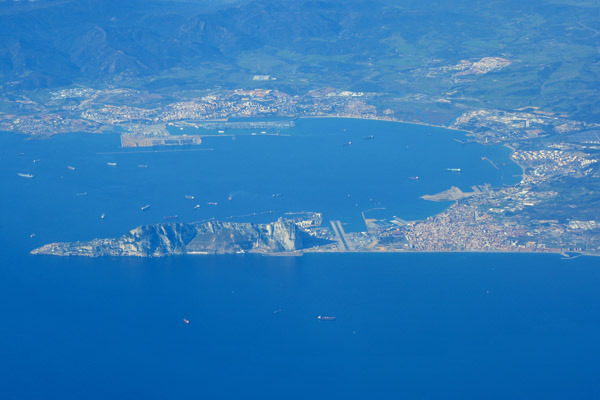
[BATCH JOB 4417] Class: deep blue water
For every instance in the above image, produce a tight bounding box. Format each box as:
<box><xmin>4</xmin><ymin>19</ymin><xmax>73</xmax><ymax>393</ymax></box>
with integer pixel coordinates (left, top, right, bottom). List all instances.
<box><xmin>1</xmin><ymin>119</ymin><xmax>599</xmax><ymax>399</ymax></box>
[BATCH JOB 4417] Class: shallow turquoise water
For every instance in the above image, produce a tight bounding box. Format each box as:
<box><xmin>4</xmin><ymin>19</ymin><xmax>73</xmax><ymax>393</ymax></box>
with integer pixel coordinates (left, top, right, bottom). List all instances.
<box><xmin>2</xmin><ymin>119</ymin><xmax>598</xmax><ymax>399</ymax></box>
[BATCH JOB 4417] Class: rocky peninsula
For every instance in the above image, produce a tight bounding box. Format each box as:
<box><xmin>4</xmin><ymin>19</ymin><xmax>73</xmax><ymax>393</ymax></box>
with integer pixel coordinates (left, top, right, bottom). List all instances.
<box><xmin>31</xmin><ymin>219</ymin><xmax>332</xmax><ymax>257</ymax></box>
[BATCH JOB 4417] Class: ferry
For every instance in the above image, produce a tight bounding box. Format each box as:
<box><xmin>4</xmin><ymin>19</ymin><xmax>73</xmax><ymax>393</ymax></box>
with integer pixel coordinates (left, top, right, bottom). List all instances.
<box><xmin>107</xmin><ymin>162</ymin><xmax>117</xmax><ymax>167</ymax></box>
<box><xmin>17</xmin><ymin>173</ymin><xmax>34</xmax><ymax>178</ymax></box>
<box><xmin>317</xmin><ymin>316</ymin><xmax>336</xmax><ymax>321</ymax></box>
<box><xmin>141</xmin><ymin>204</ymin><xmax>151</xmax><ymax>211</ymax></box>
<box><xmin>184</xmin><ymin>195</ymin><xmax>195</xmax><ymax>200</ymax></box>
<box><xmin>67</xmin><ymin>166</ymin><xmax>76</xmax><ymax>171</ymax></box>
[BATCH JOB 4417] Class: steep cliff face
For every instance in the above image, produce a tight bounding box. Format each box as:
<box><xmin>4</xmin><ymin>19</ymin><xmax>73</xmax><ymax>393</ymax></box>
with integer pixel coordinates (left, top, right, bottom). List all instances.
<box><xmin>31</xmin><ymin>219</ymin><xmax>331</xmax><ymax>257</ymax></box>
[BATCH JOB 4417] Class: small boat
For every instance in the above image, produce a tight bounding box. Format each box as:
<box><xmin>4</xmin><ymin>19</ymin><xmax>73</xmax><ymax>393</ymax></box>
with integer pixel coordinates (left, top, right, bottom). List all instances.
<box><xmin>67</xmin><ymin>166</ymin><xmax>76</xmax><ymax>171</ymax></box>
<box><xmin>317</xmin><ymin>316</ymin><xmax>336</xmax><ymax>321</ymax></box>
<box><xmin>163</xmin><ymin>215</ymin><xmax>179</xmax><ymax>220</ymax></box>
<box><xmin>272</xmin><ymin>193</ymin><xmax>283</xmax><ymax>198</ymax></box>
<box><xmin>363</xmin><ymin>135</ymin><xmax>374</xmax><ymax>140</ymax></box>
<box><xmin>17</xmin><ymin>173</ymin><xmax>34</xmax><ymax>178</ymax></box>
<box><xmin>75</xmin><ymin>192</ymin><xmax>88</xmax><ymax>196</ymax></box>
<box><xmin>100</xmin><ymin>213</ymin><xmax>105</xmax><ymax>219</ymax></box>
<box><xmin>207</xmin><ymin>202</ymin><xmax>218</xmax><ymax>206</ymax></box>
<box><xmin>137</xmin><ymin>164</ymin><xmax>148</xmax><ymax>168</ymax></box>
<box><xmin>218</xmin><ymin>130</ymin><xmax>225</xmax><ymax>134</ymax></box>
<box><xmin>30</xmin><ymin>233</ymin><xmax>36</xmax><ymax>238</ymax></box>
<box><xmin>446</xmin><ymin>168</ymin><xmax>461</xmax><ymax>173</ymax></box>
<box><xmin>228</xmin><ymin>194</ymin><xmax>233</xmax><ymax>201</ymax></box>
<box><xmin>193</xmin><ymin>204</ymin><xmax>200</xmax><ymax>209</ymax></box>
<box><xmin>184</xmin><ymin>195</ymin><xmax>195</xmax><ymax>200</ymax></box>
<box><xmin>183</xmin><ymin>318</ymin><xmax>190</xmax><ymax>324</ymax></box>
<box><xmin>408</xmin><ymin>176</ymin><xmax>419</xmax><ymax>180</ymax></box>
<box><xmin>141</xmin><ymin>204</ymin><xmax>151</xmax><ymax>211</ymax></box>
<box><xmin>107</xmin><ymin>162</ymin><xmax>117</xmax><ymax>167</ymax></box>
<box><xmin>342</xmin><ymin>141</ymin><xmax>352</xmax><ymax>147</ymax></box>
<box><xmin>274</xmin><ymin>310</ymin><xmax>282</xmax><ymax>315</ymax></box>
<box><xmin>33</xmin><ymin>159</ymin><xmax>40</xmax><ymax>163</ymax></box>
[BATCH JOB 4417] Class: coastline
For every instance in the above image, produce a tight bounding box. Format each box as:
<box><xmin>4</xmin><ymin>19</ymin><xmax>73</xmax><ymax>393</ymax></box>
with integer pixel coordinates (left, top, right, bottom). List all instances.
<box><xmin>299</xmin><ymin>114</ymin><xmax>475</xmax><ymax>136</ymax></box>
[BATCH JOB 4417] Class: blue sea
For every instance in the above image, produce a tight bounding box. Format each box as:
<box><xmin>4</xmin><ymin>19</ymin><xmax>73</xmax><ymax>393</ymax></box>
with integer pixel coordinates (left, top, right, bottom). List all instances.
<box><xmin>1</xmin><ymin>119</ymin><xmax>599</xmax><ymax>399</ymax></box>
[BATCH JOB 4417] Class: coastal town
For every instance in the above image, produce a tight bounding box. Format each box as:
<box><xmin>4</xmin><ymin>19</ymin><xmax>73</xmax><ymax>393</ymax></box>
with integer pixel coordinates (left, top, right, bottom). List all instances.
<box><xmin>2</xmin><ymin>79</ymin><xmax>599</xmax><ymax>257</ymax></box>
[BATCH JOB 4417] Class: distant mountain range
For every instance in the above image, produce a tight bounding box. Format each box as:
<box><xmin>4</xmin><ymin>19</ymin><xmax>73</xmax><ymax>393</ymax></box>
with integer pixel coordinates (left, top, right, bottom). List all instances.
<box><xmin>1</xmin><ymin>0</ymin><xmax>599</xmax><ymax>121</ymax></box>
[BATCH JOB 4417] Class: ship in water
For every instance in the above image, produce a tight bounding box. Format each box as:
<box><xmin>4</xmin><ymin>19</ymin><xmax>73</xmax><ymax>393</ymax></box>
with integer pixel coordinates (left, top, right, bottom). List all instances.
<box><xmin>193</xmin><ymin>204</ymin><xmax>200</xmax><ymax>209</ymax></box>
<box><xmin>272</xmin><ymin>193</ymin><xmax>283</xmax><ymax>198</ymax></box>
<box><xmin>107</xmin><ymin>162</ymin><xmax>117</xmax><ymax>167</ymax></box>
<box><xmin>67</xmin><ymin>166</ymin><xmax>76</xmax><ymax>171</ymax></box>
<box><xmin>207</xmin><ymin>202</ymin><xmax>218</xmax><ymax>206</ymax></box>
<box><xmin>342</xmin><ymin>141</ymin><xmax>352</xmax><ymax>147</ymax></box>
<box><xmin>317</xmin><ymin>316</ymin><xmax>336</xmax><ymax>321</ymax></box>
<box><xmin>184</xmin><ymin>195</ymin><xmax>195</xmax><ymax>200</ymax></box>
<box><xmin>183</xmin><ymin>318</ymin><xmax>190</xmax><ymax>324</ymax></box>
<box><xmin>33</xmin><ymin>159</ymin><xmax>40</xmax><ymax>163</ymax></box>
<box><xmin>446</xmin><ymin>168</ymin><xmax>461</xmax><ymax>173</ymax></box>
<box><xmin>17</xmin><ymin>173</ymin><xmax>34</xmax><ymax>179</ymax></box>
<box><xmin>163</xmin><ymin>215</ymin><xmax>179</xmax><ymax>220</ymax></box>
<box><xmin>137</xmin><ymin>164</ymin><xmax>148</xmax><ymax>168</ymax></box>
<box><xmin>408</xmin><ymin>176</ymin><xmax>419</xmax><ymax>180</ymax></box>
<box><xmin>141</xmin><ymin>204</ymin><xmax>151</xmax><ymax>211</ymax></box>
<box><xmin>363</xmin><ymin>134</ymin><xmax>374</xmax><ymax>140</ymax></box>
<box><xmin>228</xmin><ymin>194</ymin><xmax>233</xmax><ymax>201</ymax></box>
<box><xmin>75</xmin><ymin>192</ymin><xmax>88</xmax><ymax>196</ymax></box>
<box><xmin>100</xmin><ymin>213</ymin><xmax>105</xmax><ymax>219</ymax></box>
